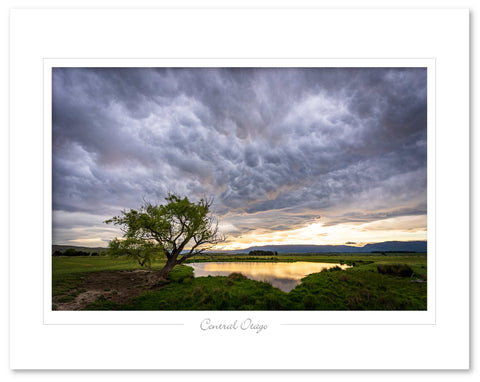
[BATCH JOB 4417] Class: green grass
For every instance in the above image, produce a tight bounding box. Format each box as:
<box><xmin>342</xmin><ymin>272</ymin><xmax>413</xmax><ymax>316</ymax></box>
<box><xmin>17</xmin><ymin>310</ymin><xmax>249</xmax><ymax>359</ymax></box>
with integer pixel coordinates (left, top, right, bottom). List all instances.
<box><xmin>128</xmin><ymin>270</ymin><xmax>291</xmax><ymax>310</ymax></box>
<box><xmin>52</xmin><ymin>253</ymin><xmax>427</xmax><ymax>310</ymax></box>
<box><xmin>52</xmin><ymin>256</ymin><xmax>168</xmax><ymax>297</ymax></box>
<box><xmin>288</xmin><ymin>268</ymin><xmax>426</xmax><ymax>310</ymax></box>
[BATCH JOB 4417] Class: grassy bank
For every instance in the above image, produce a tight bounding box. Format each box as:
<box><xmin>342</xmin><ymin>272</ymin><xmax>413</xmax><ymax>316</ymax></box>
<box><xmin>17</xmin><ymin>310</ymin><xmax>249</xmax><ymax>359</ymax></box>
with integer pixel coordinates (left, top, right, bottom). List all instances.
<box><xmin>52</xmin><ymin>254</ymin><xmax>427</xmax><ymax>310</ymax></box>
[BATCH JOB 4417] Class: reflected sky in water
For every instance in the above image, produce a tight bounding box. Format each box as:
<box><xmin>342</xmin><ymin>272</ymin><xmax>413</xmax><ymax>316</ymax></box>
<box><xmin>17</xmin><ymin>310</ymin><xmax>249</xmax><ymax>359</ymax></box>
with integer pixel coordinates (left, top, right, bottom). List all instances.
<box><xmin>187</xmin><ymin>262</ymin><xmax>351</xmax><ymax>292</ymax></box>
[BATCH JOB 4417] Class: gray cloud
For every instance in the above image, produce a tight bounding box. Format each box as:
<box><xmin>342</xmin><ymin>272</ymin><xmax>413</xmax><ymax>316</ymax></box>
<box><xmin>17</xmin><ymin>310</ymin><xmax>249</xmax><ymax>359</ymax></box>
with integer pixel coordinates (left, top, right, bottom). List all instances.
<box><xmin>52</xmin><ymin>67</ymin><xmax>427</xmax><ymax>245</ymax></box>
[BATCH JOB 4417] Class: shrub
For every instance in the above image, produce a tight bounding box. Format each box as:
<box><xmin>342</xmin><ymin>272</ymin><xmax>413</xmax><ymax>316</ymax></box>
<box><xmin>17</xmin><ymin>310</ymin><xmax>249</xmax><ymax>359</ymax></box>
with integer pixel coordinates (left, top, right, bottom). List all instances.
<box><xmin>377</xmin><ymin>264</ymin><xmax>413</xmax><ymax>277</ymax></box>
<box><xmin>322</xmin><ymin>266</ymin><xmax>342</xmax><ymax>272</ymax></box>
<box><xmin>228</xmin><ymin>272</ymin><xmax>247</xmax><ymax>281</ymax></box>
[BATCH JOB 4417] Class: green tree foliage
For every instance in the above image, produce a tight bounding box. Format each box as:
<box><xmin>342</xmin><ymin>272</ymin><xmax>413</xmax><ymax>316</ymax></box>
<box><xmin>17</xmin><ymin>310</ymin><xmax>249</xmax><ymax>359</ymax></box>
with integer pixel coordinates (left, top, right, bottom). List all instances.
<box><xmin>105</xmin><ymin>194</ymin><xmax>224</xmax><ymax>282</ymax></box>
<box><xmin>248</xmin><ymin>250</ymin><xmax>277</xmax><ymax>256</ymax></box>
<box><xmin>106</xmin><ymin>237</ymin><xmax>158</xmax><ymax>267</ymax></box>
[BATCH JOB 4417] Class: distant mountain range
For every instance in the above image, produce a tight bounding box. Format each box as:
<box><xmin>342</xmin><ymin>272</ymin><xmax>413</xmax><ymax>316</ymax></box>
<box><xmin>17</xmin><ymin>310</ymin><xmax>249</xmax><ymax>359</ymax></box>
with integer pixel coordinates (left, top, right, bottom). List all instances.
<box><xmin>226</xmin><ymin>241</ymin><xmax>427</xmax><ymax>254</ymax></box>
<box><xmin>53</xmin><ymin>240</ymin><xmax>427</xmax><ymax>255</ymax></box>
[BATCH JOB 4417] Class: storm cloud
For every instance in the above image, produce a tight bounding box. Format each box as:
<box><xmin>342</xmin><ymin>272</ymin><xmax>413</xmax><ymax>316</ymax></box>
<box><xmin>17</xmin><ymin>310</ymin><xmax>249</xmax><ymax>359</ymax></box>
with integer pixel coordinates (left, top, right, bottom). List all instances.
<box><xmin>52</xmin><ymin>67</ymin><xmax>427</xmax><ymax>247</ymax></box>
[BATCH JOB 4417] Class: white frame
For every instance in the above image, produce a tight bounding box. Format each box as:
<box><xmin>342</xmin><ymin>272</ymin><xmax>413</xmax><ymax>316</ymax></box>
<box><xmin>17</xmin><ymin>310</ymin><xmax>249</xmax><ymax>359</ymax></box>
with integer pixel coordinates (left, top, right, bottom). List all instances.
<box><xmin>10</xmin><ymin>8</ymin><xmax>469</xmax><ymax>370</ymax></box>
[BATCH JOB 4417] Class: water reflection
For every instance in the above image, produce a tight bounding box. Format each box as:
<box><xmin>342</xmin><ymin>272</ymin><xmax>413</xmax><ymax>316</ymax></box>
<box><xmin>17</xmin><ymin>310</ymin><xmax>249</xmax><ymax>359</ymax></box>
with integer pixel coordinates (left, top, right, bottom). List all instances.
<box><xmin>187</xmin><ymin>262</ymin><xmax>351</xmax><ymax>292</ymax></box>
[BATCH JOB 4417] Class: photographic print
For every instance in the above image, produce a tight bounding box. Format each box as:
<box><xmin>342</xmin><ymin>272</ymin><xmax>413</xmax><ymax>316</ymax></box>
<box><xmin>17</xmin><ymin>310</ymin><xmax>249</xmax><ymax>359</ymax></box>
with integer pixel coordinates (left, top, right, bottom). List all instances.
<box><xmin>10</xmin><ymin>7</ymin><xmax>470</xmax><ymax>370</ymax></box>
<box><xmin>51</xmin><ymin>67</ymin><xmax>428</xmax><ymax>312</ymax></box>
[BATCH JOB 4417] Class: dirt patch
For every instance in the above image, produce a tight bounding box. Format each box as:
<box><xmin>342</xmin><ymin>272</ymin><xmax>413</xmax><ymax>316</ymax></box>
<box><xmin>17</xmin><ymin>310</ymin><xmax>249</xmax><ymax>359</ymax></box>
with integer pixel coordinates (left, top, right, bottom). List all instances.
<box><xmin>53</xmin><ymin>270</ymin><xmax>157</xmax><ymax>310</ymax></box>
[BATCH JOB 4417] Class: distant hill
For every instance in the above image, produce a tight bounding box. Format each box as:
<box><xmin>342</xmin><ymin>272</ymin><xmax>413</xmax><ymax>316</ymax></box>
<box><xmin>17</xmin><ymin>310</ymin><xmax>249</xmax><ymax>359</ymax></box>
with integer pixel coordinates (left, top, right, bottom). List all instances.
<box><xmin>227</xmin><ymin>241</ymin><xmax>427</xmax><ymax>254</ymax></box>
<box><xmin>52</xmin><ymin>240</ymin><xmax>427</xmax><ymax>256</ymax></box>
<box><xmin>52</xmin><ymin>245</ymin><xmax>108</xmax><ymax>255</ymax></box>
<box><xmin>361</xmin><ymin>241</ymin><xmax>427</xmax><ymax>253</ymax></box>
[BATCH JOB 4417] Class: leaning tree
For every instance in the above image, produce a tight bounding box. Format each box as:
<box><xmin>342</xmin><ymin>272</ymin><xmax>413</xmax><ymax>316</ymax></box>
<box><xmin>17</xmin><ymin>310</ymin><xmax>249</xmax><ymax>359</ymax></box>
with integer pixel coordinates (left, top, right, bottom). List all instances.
<box><xmin>105</xmin><ymin>194</ymin><xmax>224</xmax><ymax>283</ymax></box>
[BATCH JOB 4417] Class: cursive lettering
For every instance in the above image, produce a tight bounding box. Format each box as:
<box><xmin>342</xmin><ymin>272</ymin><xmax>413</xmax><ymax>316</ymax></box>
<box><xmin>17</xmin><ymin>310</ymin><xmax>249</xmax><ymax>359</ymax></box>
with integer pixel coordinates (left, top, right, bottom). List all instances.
<box><xmin>200</xmin><ymin>318</ymin><xmax>268</xmax><ymax>334</ymax></box>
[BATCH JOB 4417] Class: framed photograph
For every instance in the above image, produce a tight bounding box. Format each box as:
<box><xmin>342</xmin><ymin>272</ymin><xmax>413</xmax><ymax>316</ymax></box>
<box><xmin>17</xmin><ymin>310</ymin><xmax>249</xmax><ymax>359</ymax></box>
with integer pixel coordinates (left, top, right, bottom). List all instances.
<box><xmin>10</xmin><ymin>8</ymin><xmax>469</xmax><ymax>370</ymax></box>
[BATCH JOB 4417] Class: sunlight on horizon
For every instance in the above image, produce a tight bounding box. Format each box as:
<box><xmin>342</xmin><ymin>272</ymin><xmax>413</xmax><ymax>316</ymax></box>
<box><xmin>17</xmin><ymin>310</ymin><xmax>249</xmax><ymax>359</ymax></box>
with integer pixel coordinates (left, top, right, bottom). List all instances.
<box><xmin>214</xmin><ymin>215</ymin><xmax>427</xmax><ymax>250</ymax></box>
<box><xmin>62</xmin><ymin>215</ymin><xmax>427</xmax><ymax>249</ymax></box>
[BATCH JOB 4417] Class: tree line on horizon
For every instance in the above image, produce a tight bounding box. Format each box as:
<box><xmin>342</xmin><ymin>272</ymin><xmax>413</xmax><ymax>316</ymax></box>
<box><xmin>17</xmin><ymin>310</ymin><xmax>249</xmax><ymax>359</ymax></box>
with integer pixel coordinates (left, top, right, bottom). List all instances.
<box><xmin>52</xmin><ymin>248</ymin><xmax>101</xmax><ymax>257</ymax></box>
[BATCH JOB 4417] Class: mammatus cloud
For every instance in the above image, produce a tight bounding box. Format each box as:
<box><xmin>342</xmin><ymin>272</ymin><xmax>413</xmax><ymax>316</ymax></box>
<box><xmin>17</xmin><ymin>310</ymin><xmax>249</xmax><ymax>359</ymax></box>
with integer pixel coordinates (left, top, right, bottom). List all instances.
<box><xmin>52</xmin><ymin>68</ymin><xmax>427</xmax><ymax>248</ymax></box>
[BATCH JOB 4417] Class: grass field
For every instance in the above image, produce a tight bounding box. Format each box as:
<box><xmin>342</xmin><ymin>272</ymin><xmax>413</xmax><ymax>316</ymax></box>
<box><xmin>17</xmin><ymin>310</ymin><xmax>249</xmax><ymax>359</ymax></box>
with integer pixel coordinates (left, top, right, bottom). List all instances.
<box><xmin>52</xmin><ymin>253</ymin><xmax>427</xmax><ymax>311</ymax></box>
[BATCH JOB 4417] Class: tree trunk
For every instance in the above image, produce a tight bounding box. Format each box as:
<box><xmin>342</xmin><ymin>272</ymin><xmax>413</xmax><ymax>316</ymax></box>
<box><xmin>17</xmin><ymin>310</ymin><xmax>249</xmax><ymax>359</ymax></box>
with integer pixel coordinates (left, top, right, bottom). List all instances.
<box><xmin>148</xmin><ymin>257</ymin><xmax>178</xmax><ymax>285</ymax></box>
<box><xmin>159</xmin><ymin>257</ymin><xmax>178</xmax><ymax>279</ymax></box>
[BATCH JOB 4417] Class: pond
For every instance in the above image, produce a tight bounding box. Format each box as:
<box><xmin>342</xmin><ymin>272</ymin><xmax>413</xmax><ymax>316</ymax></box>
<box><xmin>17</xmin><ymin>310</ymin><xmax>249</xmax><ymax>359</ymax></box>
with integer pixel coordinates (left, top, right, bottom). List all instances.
<box><xmin>186</xmin><ymin>261</ymin><xmax>351</xmax><ymax>292</ymax></box>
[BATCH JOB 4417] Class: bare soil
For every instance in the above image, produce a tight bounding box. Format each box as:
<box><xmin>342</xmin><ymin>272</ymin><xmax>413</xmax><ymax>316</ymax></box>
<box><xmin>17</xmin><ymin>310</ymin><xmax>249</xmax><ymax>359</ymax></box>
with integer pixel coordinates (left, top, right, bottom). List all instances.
<box><xmin>53</xmin><ymin>270</ymin><xmax>158</xmax><ymax>310</ymax></box>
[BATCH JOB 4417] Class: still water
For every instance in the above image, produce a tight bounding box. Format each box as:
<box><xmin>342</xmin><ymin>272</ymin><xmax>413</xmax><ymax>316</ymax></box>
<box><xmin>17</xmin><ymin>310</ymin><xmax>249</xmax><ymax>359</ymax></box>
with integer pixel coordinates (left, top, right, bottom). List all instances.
<box><xmin>186</xmin><ymin>261</ymin><xmax>351</xmax><ymax>292</ymax></box>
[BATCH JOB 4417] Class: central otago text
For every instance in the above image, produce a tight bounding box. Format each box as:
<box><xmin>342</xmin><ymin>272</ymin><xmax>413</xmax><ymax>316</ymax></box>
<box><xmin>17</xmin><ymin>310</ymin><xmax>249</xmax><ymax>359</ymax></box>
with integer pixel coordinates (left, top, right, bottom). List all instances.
<box><xmin>200</xmin><ymin>318</ymin><xmax>268</xmax><ymax>334</ymax></box>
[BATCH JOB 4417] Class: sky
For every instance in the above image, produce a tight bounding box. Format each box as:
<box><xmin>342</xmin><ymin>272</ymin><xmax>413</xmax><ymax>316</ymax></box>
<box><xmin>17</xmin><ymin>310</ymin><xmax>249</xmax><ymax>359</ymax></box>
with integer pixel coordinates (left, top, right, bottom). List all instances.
<box><xmin>52</xmin><ymin>67</ymin><xmax>427</xmax><ymax>250</ymax></box>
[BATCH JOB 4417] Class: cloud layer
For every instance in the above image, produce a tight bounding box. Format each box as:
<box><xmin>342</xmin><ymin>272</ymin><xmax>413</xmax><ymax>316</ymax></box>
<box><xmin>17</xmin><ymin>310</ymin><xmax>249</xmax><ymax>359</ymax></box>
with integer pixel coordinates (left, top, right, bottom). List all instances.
<box><xmin>52</xmin><ymin>67</ymin><xmax>427</xmax><ymax>247</ymax></box>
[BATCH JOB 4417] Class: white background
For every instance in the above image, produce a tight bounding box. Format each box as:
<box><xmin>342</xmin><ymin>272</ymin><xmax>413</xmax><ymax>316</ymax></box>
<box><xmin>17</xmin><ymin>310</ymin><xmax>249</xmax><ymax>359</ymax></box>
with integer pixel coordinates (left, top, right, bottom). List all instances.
<box><xmin>2</xmin><ymin>0</ymin><xmax>476</xmax><ymax>381</ymax></box>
